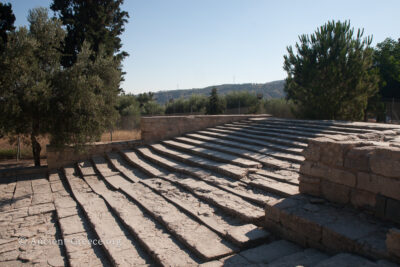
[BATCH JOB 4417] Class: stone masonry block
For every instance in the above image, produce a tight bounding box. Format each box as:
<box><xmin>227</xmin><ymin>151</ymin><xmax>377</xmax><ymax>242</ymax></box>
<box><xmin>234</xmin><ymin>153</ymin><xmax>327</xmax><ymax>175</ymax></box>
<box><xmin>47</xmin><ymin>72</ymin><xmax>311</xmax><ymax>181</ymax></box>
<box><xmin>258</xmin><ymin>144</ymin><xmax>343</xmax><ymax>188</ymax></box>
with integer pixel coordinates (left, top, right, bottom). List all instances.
<box><xmin>299</xmin><ymin>175</ymin><xmax>321</xmax><ymax>196</ymax></box>
<box><xmin>302</xmin><ymin>141</ymin><xmax>321</xmax><ymax>162</ymax></box>
<box><xmin>370</xmin><ymin>147</ymin><xmax>400</xmax><ymax>179</ymax></box>
<box><xmin>350</xmin><ymin>189</ymin><xmax>376</xmax><ymax>211</ymax></box>
<box><xmin>264</xmin><ymin>197</ymin><xmax>300</xmax><ymax>223</ymax></box>
<box><xmin>386</xmin><ymin>198</ymin><xmax>400</xmax><ymax>224</ymax></box>
<box><xmin>301</xmin><ymin>162</ymin><xmax>356</xmax><ymax>187</ymax></box>
<box><xmin>357</xmin><ymin>172</ymin><xmax>400</xmax><ymax>201</ymax></box>
<box><xmin>320</xmin><ymin>141</ymin><xmax>357</xmax><ymax>168</ymax></box>
<box><xmin>344</xmin><ymin>146</ymin><xmax>375</xmax><ymax>172</ymax></box>
<box><xmin>321</xmin><ymin>180</ymin><xmax>351</xmax><ymax>205</ymax></box>
<box><xmin>386</xmin><ymin>228</ymin><xmax>400</xmax><ymax>259</ymax></box>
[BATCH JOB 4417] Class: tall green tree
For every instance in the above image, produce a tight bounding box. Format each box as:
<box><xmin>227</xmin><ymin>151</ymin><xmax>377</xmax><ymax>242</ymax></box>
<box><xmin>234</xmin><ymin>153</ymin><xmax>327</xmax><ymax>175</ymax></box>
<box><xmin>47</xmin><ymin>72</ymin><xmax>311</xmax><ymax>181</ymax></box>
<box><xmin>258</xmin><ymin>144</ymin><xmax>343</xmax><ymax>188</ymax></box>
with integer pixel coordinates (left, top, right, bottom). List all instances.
<box><xmin>0</xmin><ymin>2</ymin><xmax>15</xmax><ymax>51</ymax></box>
<box><xmin>49</xmin><ymin>42</ymin><xmax>120</xmax><ymax>147</ymax></box>
<box><xmin>51</xmin><ymin>0</ymin><xmax>129</xmax><ymax>67</ymax></box>
<box><xmin>283</xmin><ymin>20</ymin><xmax>379</xmax><ymax>120</ymax></box>
<box><xmin>374</xmin><ymin>38</ymin><xmax>400</xmax><ymax>99</ymax></box>
<box><xmin>206</xmin><ymin>87</ymin><xmax>225</xmax><ymax>115</ymax></box>
<box><xmin>0</xmin><ymin>8</ymin><xmax>65</xmax><ymax>166</ymax></box>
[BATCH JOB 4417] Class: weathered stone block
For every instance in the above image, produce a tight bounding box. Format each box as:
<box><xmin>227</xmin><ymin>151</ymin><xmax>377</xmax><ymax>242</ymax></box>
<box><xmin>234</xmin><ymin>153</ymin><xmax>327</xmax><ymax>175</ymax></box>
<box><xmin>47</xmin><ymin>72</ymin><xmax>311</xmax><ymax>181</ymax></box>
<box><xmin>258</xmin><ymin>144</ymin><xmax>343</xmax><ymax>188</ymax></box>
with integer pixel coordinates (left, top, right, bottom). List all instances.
<box><xmin>320</xmin><ymin>140</ymin><xmax>357</xmax><ymax>168</ymax></box>
<box><xmin>386</xmin><ymin>198</ymin><xmax>400</xmax><ymax>224</ymax></box>
<box><xmin>357</xmin><ymin>172</ymin><xmax>400</xmax><ymax>201</ymax></box>
<box><xmin>350</xmin><ymin>189</ymin><xmax>376</xmax><ymax>210</ymax></box>
<box><xmin>321</xmin><ymin>180</ymin><xmax>351</xmax><ymax>204</ymax></box>
<box><xmin>322</xmin><ymin>227</ymin><xmax>356</xmax><ymax>253</ymax></box>
<box><xmin>301</xmin><ymin>161</ymin><xmax>356</xmax><ymax>187</ymax></box>
<box><xmin>344</xmin><ymin>146</ymin><xmax>375</xmax><ymax>172</ymax></box>
<box><xmin>370</xmin><ymin>147</ymin><xmax>400</xmax><ymax>179</ymax></box>
<box><xmin>299</xmin><ymin>175</ymin><xmax>321</xmax><ymax>196</ymax></box>
<box><xmin>302</xmin><ymin>141</ymin><xmax>321</xmax><ymax>161</ymax></box>
<box><xmin>279</xmin><ymin>208</ymin><xmax>322</xmax><ymax>243</ymax></box>
<box><xmin>386</xmin><ymin>228</ymin><xmax>400</xmax><ymax>259</ymax></box>
<box><xmin>265</xmin><ymin>197</ymin><xmax>299</xmax><ymax>223</ymax></box>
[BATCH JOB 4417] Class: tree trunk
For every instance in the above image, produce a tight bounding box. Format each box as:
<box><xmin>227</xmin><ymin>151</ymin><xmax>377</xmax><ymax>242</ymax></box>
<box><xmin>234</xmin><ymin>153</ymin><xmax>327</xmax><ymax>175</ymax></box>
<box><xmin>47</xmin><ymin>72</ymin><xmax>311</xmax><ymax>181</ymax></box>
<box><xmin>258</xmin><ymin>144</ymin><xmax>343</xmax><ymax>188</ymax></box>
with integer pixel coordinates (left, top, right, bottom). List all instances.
<box><xmin>31</xmin><ymin>133</ymin><xmax>41</xmax><ymax>166</ymax></box>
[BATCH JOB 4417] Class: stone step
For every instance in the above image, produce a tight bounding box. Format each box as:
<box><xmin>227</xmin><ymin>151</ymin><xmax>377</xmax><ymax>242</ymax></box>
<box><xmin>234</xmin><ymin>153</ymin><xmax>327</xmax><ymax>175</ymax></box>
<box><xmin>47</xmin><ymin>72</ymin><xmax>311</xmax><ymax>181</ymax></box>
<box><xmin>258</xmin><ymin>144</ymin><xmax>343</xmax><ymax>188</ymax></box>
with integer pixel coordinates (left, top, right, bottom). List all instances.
<box><xmin>0</xmin><ymin>176</ymin><xmax>16</xmax><ymax>212</ymax></box>
<box><xmin>142</xmin><ymin>178</ymin><xmax>271</xmax><ymax>248</ymax></box>
<box><xmin>267</xmin><ymin>248</ymin><xmax>329</xmax><ymax>267</ymax></box>
<box><xmin>110</xmin><ymin>177</ymin><xmax>238</xmax><ymax>261</ymax></box>
<box><xmin>260</xmin><ymin>117</ymin><xmax>400</xmax><ymax>132</ymax></box>
<box><xmin>150</xmin><ymin>143</ymin><xmax>248</xmax><ymax>179</ymax></box>
<box><xmin>160</xmin><ymin>174</ymin><xmax>266</xmax><ymax>225</ymax></box>
<box><xmin>264</xmin><ymin>194</ymin><xmax>400</xmax><ymax>263</ymax></box>
<box><xmin>238</xmin><ymin>240</ymin><xmax>303</xmax><ymax>264</ymax></box>
<box><xmin>174</xmin><ymin>136</ymin><xmax>303</xmax><ymax>168</ymax></box>
<box><xmin>50</xmin><ymin>171</ymin><xmax>113</xmax><ymax>267</ymax></box>
<box><xmin>202</xmin><ymin>245</ymin><xmax>394</xmax><ymax>267</ymax></box>
<box><xmin>62</xmin><ymin>166</ymin><xmax>152</xmax><ymax>266</ymax></box>
<box><xmin>252</xmin><ymin>118</ymin><xmax>382</xmax><ymax>134</ymax></box>
<box><xmin>196</xmin><ymin>130</ymin><xmax>304</xmax><ymax>155</ymax></box>
<box><xmin>186</xmin><ymin>132</ymin><xmax>304</xmax><ymax>162</ymax></box>
<box><xmin>92</xmin><ymin>156</ymin><xmax>137</xmax><ymax>189</ymax></box>
<box><xmin>235</xmin><ymin>120</ymin><xmax>354</xmax><ymax>137</ymax></box>
<box><xmin>219</xmin><ymin>124</ymin><xmax>312</xmax><ymax>143</ymax></box>
<box><xmin>121</xmin><ymin>149</ymin><xmax>167</xmax><ymax>177</ymax></box>
<box><xmin>251</xmin><ymin>168</ymin><xmax>299</xmax><ymax>186</ymax></box>
<box><xmin>106</xmin><ymin>152</ymin><xmax>147</xmax><ymax>182</ymax></box>
<box><xmin>162</xmin><ymin>139</ymin><xmax>262</xmax><ymax>169</ymax></box>
<box><xmin>135</xmin><ymin>146</ymin><xmax>280</xmax><ymax>206</ymax></box>
<box><xmin>248</xmin><ymin>174</ymin><xmax>300</xmax><ymax>197</ymax></box>
<box><xmin>208</xmin><ymin>127</ymin><xmax>308</xmax><ymax>149</ymax></box>
<box><xmin>313</xmin><ymin>253</ymin><xmax>393</xmax><ymax>267</ymax></box>
<box><xmin>77</xmin><ymin>162</ymin><xmax>201</xmax><ymax>266</ymax></box>
<box><xmin>200</xmin><ymin>241</ymin><xmax>303</xmax><ymax>267</ymax></box>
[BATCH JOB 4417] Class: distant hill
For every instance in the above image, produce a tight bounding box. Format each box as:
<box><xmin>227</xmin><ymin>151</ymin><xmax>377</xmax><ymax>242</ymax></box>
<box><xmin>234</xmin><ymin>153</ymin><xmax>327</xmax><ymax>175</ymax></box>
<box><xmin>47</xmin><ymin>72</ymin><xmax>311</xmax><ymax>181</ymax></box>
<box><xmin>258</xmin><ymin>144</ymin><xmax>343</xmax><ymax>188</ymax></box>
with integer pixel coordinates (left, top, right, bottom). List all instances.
<box><xmin>153</xmin><ymin>80</ymin><xmax>285</xmax><ymax>104</ymax></box>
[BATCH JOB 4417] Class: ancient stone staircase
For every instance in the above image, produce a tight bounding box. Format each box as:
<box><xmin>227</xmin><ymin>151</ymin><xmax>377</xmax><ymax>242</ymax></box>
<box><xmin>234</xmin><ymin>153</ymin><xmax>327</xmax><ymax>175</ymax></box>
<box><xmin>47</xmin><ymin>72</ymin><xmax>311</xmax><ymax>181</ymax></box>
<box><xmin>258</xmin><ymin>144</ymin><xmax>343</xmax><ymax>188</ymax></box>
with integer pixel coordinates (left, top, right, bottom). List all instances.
<box><xmin>2</xmin><ymin>117</ymin><xmax>400</xmax><ymax>266</ymax></box>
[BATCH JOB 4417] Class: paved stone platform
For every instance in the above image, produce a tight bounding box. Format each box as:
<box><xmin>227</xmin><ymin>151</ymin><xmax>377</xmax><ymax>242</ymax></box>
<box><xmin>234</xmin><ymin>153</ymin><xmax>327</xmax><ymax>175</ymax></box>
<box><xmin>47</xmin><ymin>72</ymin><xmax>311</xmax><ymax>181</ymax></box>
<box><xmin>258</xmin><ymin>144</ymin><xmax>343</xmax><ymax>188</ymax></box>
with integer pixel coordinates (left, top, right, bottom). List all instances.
<box><xmin>1</xmin><ymin>117</ymin><xmax>400</xmax><ymax>266</ymax></box>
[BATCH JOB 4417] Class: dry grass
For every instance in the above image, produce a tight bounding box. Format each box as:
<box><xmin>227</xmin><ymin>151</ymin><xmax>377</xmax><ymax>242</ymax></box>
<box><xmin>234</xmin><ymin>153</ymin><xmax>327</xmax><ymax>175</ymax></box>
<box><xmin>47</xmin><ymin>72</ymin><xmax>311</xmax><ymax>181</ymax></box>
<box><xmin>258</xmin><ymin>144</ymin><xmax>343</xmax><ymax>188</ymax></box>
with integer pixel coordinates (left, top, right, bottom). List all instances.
<box><xmin>0</xmin><ymin>136</ymin><xmax>48</xmax><ymax>160</ymax></box>
<box><xmin>0</xmin><ymin>129</ymin><xmax>141</xmax><ymax>160</ymax></box>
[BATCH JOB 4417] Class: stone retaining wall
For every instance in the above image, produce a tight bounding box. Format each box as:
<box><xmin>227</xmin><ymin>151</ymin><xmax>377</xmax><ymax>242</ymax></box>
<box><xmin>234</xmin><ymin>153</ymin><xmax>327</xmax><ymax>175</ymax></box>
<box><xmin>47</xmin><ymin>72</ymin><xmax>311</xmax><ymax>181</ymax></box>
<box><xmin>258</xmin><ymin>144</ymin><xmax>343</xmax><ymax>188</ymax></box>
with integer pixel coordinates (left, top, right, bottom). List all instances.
<box><xmin>299</xmin><ymin>132</ymin><xmax>400</xmax><ymax>224</ymax></box>
<box><xmin>47</xmin><ymin>140</ymin><xmax>141</xmax><ymax>169</ymax></box>
<box><xmin>141</xmin><ymin>114</ymin><xmax>270</xmax><ymax>143</ymax></box>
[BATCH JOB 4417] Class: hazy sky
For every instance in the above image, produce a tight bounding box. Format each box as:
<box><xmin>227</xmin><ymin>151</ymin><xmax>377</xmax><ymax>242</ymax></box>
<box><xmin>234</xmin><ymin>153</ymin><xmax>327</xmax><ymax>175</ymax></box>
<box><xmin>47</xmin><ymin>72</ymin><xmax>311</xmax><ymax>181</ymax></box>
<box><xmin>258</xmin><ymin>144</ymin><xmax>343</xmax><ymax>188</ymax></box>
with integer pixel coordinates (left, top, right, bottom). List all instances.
<box><xmin>6</xmin><ymin>0</ymin><xmax>400</xmax><ymax>94</ymax></box>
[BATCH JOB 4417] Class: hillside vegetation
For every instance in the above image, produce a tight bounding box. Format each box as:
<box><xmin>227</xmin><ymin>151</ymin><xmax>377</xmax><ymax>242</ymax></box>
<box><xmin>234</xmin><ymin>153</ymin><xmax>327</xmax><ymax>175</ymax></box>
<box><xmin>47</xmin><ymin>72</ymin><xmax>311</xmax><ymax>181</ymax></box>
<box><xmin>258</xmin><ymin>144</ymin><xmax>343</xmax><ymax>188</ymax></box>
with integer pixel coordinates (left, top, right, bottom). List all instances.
<box><xmin>153</xmin><ymin>80</ymin><xmax>285</xmax><ymax>104</ymax></box>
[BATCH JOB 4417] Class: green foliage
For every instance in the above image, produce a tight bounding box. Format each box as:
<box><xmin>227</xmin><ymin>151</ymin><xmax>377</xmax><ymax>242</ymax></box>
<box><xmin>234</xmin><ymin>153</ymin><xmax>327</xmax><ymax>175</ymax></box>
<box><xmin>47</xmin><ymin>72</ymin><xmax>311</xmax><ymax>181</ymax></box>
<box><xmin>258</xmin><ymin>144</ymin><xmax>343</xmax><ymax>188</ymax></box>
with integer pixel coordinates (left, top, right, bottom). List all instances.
<box><xmin>0</xmin><ymin>8</ymin><xmax>64</xmax><ymax>165</ymax></box>
<box><xmin>206</xmin><ymin>88</ymin><xmax>225</xmax><ymax>115</ymax></box>
<box><xmin>116</xmin><ymin>94</ymin><xmax>140</xmax><ymax>116</ymax></box>
<box><xmin>51</xmin><ymin>0</ymin><xmax>129</xmax><ymax>67</ymax></box>
<box><xmin>0</xmin><ymin>2</ymin><xmax>16</xmax><ymax>51</ymax></box>
<box><xmin>137</xmin><ymin>92</ymin><xmax>155</xmax><ymax>107</ymax></box>
<box><xmin>225</xmin><ymin>91</ymin><xmax>259</xmax><ymax>109</ymax></box>
<box><xmin>374</xmin><ymin>38</ymin><xmax>400</xmax><ymax>99</ymax></box>
<box><xmin>284</xmin><ymin>20</ymin><xmax>379</xmax><ymax>120</ymax></box>
<box><xmin>263</xmin><ymin>99</ymin><xmax>298</xmax><ymax>118</ymax></box>
<box><xmin>50</xmin><ymin>42</ymin><xmax>120</xmax><ymax>147</ymax></box>
<box><xmin>154</xmin><ymin>81</ymin><xmax>285</xmax><ymax>104</ymax></box>
<box><xmin>141</xmin><ymin>101</ymin><xmax>165</xmax><ymax>116</ymax></box>
<box><xmin>165</xmin><ymin>94</ymin><xmax>208</xmax><ymax>114</ymax></box>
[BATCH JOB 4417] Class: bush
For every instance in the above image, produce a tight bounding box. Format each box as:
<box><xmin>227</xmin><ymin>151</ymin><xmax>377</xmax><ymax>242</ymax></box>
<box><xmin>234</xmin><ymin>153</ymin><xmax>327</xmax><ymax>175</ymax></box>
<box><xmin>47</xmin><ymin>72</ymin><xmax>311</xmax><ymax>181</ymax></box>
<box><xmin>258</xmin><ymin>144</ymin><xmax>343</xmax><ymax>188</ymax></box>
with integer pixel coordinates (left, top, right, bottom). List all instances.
<box><xmin>263</xmin><ymin>99</ymin><xmax>298</xmax><ymax>118</ymax></box>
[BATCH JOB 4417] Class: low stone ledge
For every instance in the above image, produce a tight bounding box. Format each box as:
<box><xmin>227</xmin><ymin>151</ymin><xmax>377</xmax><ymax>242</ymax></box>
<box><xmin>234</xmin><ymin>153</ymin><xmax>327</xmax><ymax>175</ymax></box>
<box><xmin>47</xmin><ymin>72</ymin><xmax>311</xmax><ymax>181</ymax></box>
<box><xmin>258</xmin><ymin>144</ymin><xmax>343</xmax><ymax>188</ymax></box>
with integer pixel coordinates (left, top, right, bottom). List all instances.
<box><xmin>46</xmin><ymin>140</ymin><xmax>141</xmax><ymax>170</ymax></box>
<box><xmin>141</xmin><ymin>114</ymin><xmax>271</xmax><ymax>143</ymax></box>
<box><xmin>264</xmin><ymin>195</ymin><xmax>400</xmax><ymax>263</ymax></box>
<box><xmin>0</xmin><ymin>165</ymin><xmax>48</xmax><ymax>179</ymax></box>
